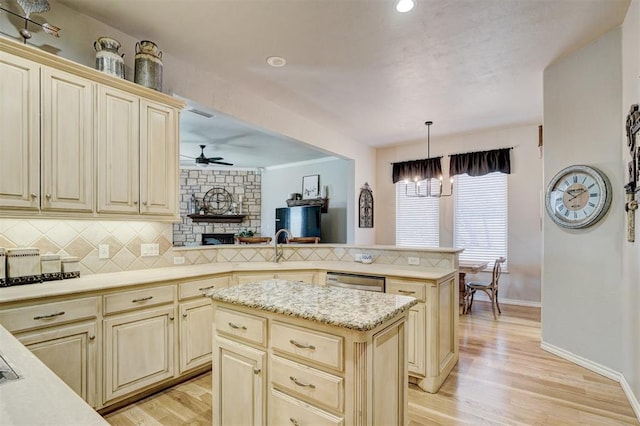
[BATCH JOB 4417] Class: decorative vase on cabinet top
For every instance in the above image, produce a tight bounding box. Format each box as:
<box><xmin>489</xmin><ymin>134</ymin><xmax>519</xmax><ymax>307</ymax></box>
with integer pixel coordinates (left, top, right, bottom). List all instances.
<box><xmin>94</xmin><ymin>37</ymin><xmax>125</xmax><ymax>79</ymax></box>
<box><xmin>134</xmin><ymin>40</ymin><xmax>163</xmax><ymax>91</ymax></box>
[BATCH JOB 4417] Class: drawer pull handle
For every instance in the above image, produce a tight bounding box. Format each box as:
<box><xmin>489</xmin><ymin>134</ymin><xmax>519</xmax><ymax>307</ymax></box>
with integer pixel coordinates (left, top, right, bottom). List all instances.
<box><xmin>289</xmin><ymin>418</ymin><xmax>300</xmax><ymax>426</ymax></box>
<box><xmin>290</xmin><ymin>376</ymin><xmax>316</xmax><ymax>389</ymax></box>
<box><xmin>132</xmin><ymin>296</ymin><xmax>153</xmax><ymax>303</ymax></box>
<box><xmin>290</xmin><ymin>339</ymin><xmax>316</xmax><ymax>350</ymax></box>
<box><xmin>253</xmin><ymin>367</ymin><xmax>261</xmax><ymax>375</ymax></box>
<box><xmin>228</xmin><ymin>322</ymin><xmax>247</xmax><ymax>330</ymax></box>
<box><xmin>33</xmin><ymin>311</ymin><xmax>65</xmax><ymax>320</ymax></box>
<box><xmin>398</xmin><ymin>289</ymin><xmax>416</xmax><ymax>294</ymax></box>
<box><xmin>198</xmin><ymin>285</ymin><xmax>215</xmax><ymax>291</ymax></box>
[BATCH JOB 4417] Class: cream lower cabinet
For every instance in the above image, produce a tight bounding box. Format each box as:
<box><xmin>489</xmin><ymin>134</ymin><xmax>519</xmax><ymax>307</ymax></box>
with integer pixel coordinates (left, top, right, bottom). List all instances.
<box><xmin>178</xmin><ymin>275</ymin><xmax>230</xmax><ymax>374</ymax></box>
<box><xmin>386</xmin><ymin>274</ymin><xmax>457</xmax><ymax>393</ymax></box>
<box><xmin>18</xmin><ymin>322</ymin><xmax>98</xmax><ymax>408</ymax></box>
<box><xmin>215</xmin><ymin>336</ymin><xmax>266</xmax><ymax>426</ymax></box>
<box><xmin>0</xmin><ymin>296</ymin><xmax>100</xmax><ymax>406</ymax></box>
<box><xmin>103</xmin><ymin>304</ymin><xmax>176</xmax><ymax>404</ymax></box>
<box><xmin>212</xmin><ymin>302</ymin><xmax>409</xmax><ymax>426</ymax></box>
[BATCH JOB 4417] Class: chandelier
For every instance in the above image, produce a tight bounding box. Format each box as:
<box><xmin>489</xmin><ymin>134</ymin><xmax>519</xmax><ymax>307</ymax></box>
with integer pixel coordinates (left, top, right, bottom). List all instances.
<box><xmin>404</xmin><ymin>121</ymin><xmax>453</xmax><ymax>198</ymax></box>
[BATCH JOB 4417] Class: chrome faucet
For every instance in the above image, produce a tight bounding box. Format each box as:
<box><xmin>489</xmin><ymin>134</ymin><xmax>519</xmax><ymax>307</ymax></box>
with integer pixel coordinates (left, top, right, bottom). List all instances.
<box><xmin>274</xmin><ymin>229</ymin><xmax>292</xmax><ymax>263</ymax></box>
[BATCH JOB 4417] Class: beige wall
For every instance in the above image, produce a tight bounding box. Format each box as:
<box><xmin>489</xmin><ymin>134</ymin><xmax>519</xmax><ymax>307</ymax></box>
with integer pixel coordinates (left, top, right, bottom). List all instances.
<box><xmin>0</xmin><ymin>0</ymin><xmax>375</xmax><ymax>244</ymax></box>
<box><xmin>621</xmin><ymin>0</ymin><xmax>640</xmax><ymax>410</ymax></box>
<box><xmin>543</xmin><ymin>25</ymin><xmax>625</xmax><ymax>375</ymax></box>
<box><xmin>376</xmin><ymin>124</ymin><xmax>542</xmax><ymax>304</ymax></box>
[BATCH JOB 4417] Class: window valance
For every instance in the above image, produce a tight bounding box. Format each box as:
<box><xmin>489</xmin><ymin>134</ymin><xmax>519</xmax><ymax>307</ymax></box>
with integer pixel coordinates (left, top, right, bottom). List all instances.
<box><xmin>392</xmin><ymin>157</ymin><xmax>443</xmax><ymax>183</ymax></box>
<box><xmin>449</xmin><ymin>148</ymin><xmax>512</xmax><ymax>177</ymax></box>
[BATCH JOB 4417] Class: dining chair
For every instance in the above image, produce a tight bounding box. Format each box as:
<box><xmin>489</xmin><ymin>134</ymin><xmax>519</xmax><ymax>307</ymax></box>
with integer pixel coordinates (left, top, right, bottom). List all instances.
<box><xmin>466</xmin><ymin>257</ymin><xmax>506</xmax><ymax>320</ymax></box>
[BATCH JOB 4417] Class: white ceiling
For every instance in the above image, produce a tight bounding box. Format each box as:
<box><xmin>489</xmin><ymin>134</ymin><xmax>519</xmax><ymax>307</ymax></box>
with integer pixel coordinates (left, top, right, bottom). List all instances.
<box><xmin>60</xmin><ymin>0</ymin><xmax>630</xmax><ymax>165</ymax></box>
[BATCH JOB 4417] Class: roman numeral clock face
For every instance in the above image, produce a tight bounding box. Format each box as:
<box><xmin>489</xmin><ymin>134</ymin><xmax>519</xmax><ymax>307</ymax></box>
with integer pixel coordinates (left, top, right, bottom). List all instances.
<box><xmin>545</xmin><ymin>165</ymin><xmax>612</xmax><ymax>229</ymax></box>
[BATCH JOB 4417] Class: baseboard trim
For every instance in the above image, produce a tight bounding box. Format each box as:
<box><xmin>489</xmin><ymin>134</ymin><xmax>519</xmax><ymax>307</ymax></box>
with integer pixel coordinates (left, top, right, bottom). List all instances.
<box><xmin>471</xmin><ymin>292</ymin><xmax>541</xmax><ymax>308</ymax></box>
<box><xmin>541</xmin><ymin>341</ymin><xmax>640</xmax><ymax>421</ymax></box>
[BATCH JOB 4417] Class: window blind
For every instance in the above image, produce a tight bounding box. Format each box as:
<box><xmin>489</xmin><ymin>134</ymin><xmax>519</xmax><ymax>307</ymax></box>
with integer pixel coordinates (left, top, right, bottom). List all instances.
<box><xmin>396</xmin><ymin>181</ymin><xmax>439</xmax><ymax>247</ymax></box>
<box><xmin>454</xmin><ymin>172</ymin><xmax>508</xmax><ymax>269</ymax></box>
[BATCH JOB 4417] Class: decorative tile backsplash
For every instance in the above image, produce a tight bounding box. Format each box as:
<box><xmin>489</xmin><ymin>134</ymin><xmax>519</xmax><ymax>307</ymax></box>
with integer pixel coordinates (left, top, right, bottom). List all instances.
<box><xmin>0</xmin><ymin>219</ymin><xmax>174</xmax><ymax>276</ymax></box>
<box><xmin>0</xmin><ymin>218</ymin><xmax>455</xmax><ymax>278</ymax></box>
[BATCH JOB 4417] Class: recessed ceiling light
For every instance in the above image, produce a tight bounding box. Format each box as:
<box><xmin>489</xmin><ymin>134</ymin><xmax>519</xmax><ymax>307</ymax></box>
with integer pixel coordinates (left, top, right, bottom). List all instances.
<box><xmin>266</xmin><ymin>56</ymin><xmax>287</xmax><ymax>67</ymax></box>
<box><xmin>395</xmin><ymin>0</ymin><xmax>415</xmax><ymax>13</ymax></box>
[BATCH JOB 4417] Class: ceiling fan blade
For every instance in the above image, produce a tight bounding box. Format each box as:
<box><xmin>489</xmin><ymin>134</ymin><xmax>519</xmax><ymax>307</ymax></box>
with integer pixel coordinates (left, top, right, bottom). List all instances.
<box><xmin>210</xmin><ymin>160</ymin><xmax>234</xmax><ymax>166</ymax></box>
<box><xmin>180</xmin><ymin>154</ymin><xmax>196</xmax><ymax>159</ymax></box>
<box><xmin>207</xmin><ymin>156</ymin><xmax>224</xmax><ymax>161</ymax></box>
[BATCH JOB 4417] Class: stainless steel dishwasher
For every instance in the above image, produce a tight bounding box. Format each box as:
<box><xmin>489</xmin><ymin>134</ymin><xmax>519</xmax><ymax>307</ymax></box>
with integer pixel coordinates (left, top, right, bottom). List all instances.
<box><xmin>325</xmin><ymin>271</ymin><xmax>385</xmax><ymax>292</ymax></box>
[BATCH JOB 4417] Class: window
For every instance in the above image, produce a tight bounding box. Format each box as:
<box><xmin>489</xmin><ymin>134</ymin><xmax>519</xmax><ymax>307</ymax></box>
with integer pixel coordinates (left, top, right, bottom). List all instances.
<box><xmin>454</xmin><ymin>172</ymin><xmax>508</xmax><ymax>268</ymax></box>
<box><xmin>396</xmin><ymin>181</ymin><xmax>439</xmax><ymax>247</ymax></box>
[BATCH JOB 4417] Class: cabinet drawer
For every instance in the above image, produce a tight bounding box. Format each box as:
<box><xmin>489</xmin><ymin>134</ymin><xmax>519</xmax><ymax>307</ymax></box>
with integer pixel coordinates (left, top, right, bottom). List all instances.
<box><xmin>179</xmin><ymin>275</ymin><xmax>229</xmax><ymax>300</ymax></box>
<box><xmin>104</xmin><ymin>285</ymin><xmax>175</xmax><ymax>315</ymax></box>
<box><xmin>386</xmin><ymin>279</ymin><xmax>426</xmax><ymax>301</ymax></box>
<box><xmin>271</xmin><ymin>354</ymin><xmax>344</xmax><ymax>412</ymax></box>
<box><xmin>271</xmin><ymin>322</ymin><xmax>343</xmax><ymax>371</ymax></box>
<box><xmin>270</xmin><ymin>388</ymin><xmax>343</xmax><ymax>426</ymax></box>
<box><xmin>215</xmin><ymin>308</ymin><xmax>266</xmax><ymax>346</ymax></box>
<box><xmin>0</xmin><ymin>297</ymin><xmax>99</xmax><ymax>333</ymax></box>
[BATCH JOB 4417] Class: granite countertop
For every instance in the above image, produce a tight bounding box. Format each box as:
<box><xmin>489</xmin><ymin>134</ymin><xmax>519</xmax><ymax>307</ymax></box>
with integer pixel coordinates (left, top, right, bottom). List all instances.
<box><xmin>207</xmin><ymin>279</ymin><xmax>419</xmax><ymax>331</ymax></box>
<box><xmin>0</xmin><ymin>325</ymin><xmax>108</xmax><ymax>426</ymax></box>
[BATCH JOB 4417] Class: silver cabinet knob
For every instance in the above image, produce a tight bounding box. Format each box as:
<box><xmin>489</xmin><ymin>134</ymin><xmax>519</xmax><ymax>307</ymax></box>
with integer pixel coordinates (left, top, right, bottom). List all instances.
<box><xmin>45</xmin><ymin>193</ymin><xmax>52</xmax><ymax>199</ymax></box>
<box><xmin>253</xmin><ymin>367</ymin><xmax>261</xmax><ymax>375</ymax></box>
<box><xmin>30</xmin><ymin>193</ymin><xmax>37</xmax><ymax>199</ymax></box>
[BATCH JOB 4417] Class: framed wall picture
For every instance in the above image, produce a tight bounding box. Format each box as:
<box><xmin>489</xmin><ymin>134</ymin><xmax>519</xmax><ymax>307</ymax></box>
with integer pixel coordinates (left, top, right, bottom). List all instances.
<box><xmin>359</xmin><ymin>182</ymin><xmax>374</xmax><ymax>228</ymax></box>
<box><xmin>302</xmin><ymin>175</ymin><xmax>320</xmax><ymax>199</ymax></box>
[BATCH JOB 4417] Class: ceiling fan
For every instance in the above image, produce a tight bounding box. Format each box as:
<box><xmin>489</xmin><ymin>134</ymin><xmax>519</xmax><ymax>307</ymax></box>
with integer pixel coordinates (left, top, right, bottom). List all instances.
<box><xmin>183</xmin><ymin>144</ymin><xmax>234</xmax><ymax>166</ymax></box>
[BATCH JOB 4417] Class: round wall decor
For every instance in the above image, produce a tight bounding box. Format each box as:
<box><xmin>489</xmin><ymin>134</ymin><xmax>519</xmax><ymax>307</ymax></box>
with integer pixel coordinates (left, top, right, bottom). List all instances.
<box><xmin>545</xmin><ymin>165</ymin><xmax>612</xmax><ymax>229</ymax></box>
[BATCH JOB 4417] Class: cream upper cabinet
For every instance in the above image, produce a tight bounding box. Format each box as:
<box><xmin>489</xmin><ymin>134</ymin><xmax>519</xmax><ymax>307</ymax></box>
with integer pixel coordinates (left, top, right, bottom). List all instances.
<box><xmin>0</xmin><ymin>51</ymin><xmax>40</xmax><ymax>210</ymax></box>
<box><xmin>0</xmin><ymin>37</ymin><xmax>183</xmax><ymax>219</ymax></box>
<box><xmin>40</xmin><ymin>66</ymin><xmax>94</xmax><ymax>213</ymax></box>
<box><xmin>140</xmin><ymin>99</ymin><xmax>178</xmax><ymax>217</ymax></box>
<box><xmin>97</xmin><ymin>86</ymin><xmax>140</xmax><ymax>214</ymax></box>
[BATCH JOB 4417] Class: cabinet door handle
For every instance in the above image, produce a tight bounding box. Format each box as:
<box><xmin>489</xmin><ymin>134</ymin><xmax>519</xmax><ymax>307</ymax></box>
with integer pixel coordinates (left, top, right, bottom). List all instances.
<box><xmin>30</xmin><ymin>193</ymin><xmax>38</xmax><ymax>199</ymax></box>
<box><xmin>182</xmin><ymin>313</ymin><xmax>188</xmax><ymax>318</ymax></box>
<box><xmin>33</xmin><ymin>311</ymin><xmax>65</xmax><ymax>320</ymax></box>
<box><xmin>289</xmin><ymin>376</ymin><xmax>316</xmax><ymax>389</ymax></box>
<box><xmin>198</xmin><ymin>285</ymin><xmax>215</xmax><ymax>292</ymax></box>
<box><xmin>289</xmin><ymin>418</ymin><xmax>300</xmax><ymax>426</ymax></box>
<box><xmin>133</xmin><ymin>201</ymin><xmax>138</xmax><ymax>205</ymax></box>
<box><xmin>398</xmin><ymin>289</ymin><xmax>416</xmax><ymax>294</ymax></box>
<box><xmin>89</xmin><ymin>335</ymin><xmax>96</xmax><ymax>341</ymax></box>
<box><xmin>289</xmin><ymin>339</ymin><xmax>316</xmax><ymax>350</ymax></box>
<box><xmin>253</xmin><ymin>367</ymin><xmax>261</xmax><ymax>375</ymax></box>
<box><xmin>132</xmin><ymin>296</ymin><xmax>153</xmax><ymax>303</ymax></box>
<box><xmin>228</xmin><ymin>322</ymin><xmax>247</xmax><ymax>330</ymax></box>
<box><xmin>143</xmin><ymin>201</ymin><xmax>148</xmax><ymax>206</ymax></box>
<box><xmin>169</xmin><ymin>316</ymin><xmax>175</xmax><ymax>321</ymax></box>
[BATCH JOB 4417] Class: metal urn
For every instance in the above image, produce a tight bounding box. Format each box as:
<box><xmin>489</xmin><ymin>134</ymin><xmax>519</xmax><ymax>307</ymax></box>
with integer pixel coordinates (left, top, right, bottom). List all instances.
<box><xmin>134</xmin><ymin>40</ymin><xmax>163</xmax><ymax>91</ymax></box>
<box><xmin>94</xmin><ymin>37</ymin><xmax>125</xmax><ymax>79</ymax></box>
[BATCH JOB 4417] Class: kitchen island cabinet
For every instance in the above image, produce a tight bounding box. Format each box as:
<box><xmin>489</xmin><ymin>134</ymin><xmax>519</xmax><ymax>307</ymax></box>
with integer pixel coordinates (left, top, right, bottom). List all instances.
<box><xmin>208</xmin><ymin>279</ymin><xmax>418</xmax><ymax>426</ymax></box>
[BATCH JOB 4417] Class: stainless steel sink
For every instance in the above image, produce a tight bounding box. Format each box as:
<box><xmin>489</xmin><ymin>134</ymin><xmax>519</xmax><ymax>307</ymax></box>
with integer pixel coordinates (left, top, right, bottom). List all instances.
<box><xmin>0</xmin><ymin>353</ymin><xmax>21</xmax><ymax>385</ymax></box>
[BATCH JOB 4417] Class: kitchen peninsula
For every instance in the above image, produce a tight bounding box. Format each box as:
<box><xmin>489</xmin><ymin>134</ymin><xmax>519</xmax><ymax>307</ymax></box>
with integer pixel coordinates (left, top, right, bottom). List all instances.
<box><xmin>207</xmin><ymin>279</ymin><xmax>418</xmax><ymax>425</ymax></box>
<box><xmin>0</xmin><ymin>245</ymin><xmax>459</xmax><ymax>421</ymax></box>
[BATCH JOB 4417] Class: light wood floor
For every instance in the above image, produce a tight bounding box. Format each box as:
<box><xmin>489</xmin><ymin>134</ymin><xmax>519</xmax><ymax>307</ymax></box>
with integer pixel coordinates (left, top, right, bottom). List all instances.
<box><xmin>104</xmin><ymin>301</ymin><xmax>638</xmax><ymax>425</ymax></box>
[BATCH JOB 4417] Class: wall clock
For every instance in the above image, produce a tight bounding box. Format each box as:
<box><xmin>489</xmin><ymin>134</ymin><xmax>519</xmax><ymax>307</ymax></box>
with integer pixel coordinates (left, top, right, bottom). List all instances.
<box><xmin>545</xmin><ymin>165</ymin><xmax>612</xmax><ymax>229</ymax></box>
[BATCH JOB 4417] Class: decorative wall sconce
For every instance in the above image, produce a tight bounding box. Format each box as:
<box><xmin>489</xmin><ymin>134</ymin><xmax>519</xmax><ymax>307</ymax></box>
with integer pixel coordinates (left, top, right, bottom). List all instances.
<box><xmin>624</xmin><ymin>103</ymin><xmax>640</xmax><ymax>242</ymax></box>
<box><xmin>0</xmin><ymin>0</ymin><xmax>60</xmax><ymax>43</ymax></box>
<box><xmin>359</xmin><ymin>183</ymin><xmax>374</xmax><ymax>228</ymax></box>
